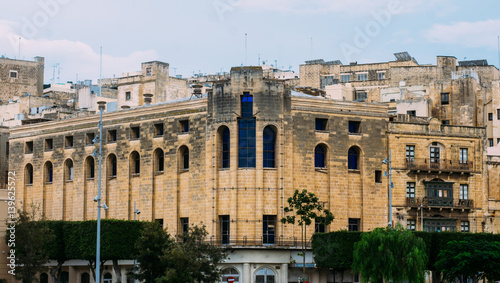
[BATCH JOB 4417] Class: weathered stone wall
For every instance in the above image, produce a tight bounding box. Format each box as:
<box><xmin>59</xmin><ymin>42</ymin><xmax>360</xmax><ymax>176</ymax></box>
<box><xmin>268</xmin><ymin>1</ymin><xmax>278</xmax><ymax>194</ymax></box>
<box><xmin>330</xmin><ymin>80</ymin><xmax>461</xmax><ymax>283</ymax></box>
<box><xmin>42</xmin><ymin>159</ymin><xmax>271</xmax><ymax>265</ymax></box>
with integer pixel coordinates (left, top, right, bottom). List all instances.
<box><xmin>0</xmin><ymin>57</ymin><xmax>44</xmax><ymax>101</ymax></box>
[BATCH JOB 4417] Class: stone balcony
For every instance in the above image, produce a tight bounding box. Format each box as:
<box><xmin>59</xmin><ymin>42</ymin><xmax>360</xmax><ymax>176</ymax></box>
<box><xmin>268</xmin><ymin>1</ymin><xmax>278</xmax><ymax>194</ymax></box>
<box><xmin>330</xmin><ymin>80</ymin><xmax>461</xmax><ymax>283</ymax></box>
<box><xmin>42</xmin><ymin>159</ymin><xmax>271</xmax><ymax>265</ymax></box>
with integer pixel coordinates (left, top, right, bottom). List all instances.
<box><xmin>405</xmin><ymin>158</ymin><xmax>473</xmax><ymax>173</ymax></box>
<box><xmin>406</xmin><ymin>197</ymin><xmax>474</xmax><ymax>210</ymax></box>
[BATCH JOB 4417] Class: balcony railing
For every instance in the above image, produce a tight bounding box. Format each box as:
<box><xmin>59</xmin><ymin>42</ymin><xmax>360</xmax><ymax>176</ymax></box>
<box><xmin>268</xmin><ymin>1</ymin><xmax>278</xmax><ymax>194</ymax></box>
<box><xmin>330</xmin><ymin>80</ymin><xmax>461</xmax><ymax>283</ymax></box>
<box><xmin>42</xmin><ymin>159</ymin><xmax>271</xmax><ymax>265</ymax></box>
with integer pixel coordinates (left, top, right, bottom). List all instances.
<box><xmin>406</xmin><ymin>197</ymin><xmax>474</xmax><ymax>209</ymax></box>
<box><xmin>175</xmin><ymin>235</ymin><xmax>305</xmax><ymax>247</ymax></box>
<box><xmin>405</xmin><ymin>158</ymin><xmax>473</xmax><ymax>173</ymax></box>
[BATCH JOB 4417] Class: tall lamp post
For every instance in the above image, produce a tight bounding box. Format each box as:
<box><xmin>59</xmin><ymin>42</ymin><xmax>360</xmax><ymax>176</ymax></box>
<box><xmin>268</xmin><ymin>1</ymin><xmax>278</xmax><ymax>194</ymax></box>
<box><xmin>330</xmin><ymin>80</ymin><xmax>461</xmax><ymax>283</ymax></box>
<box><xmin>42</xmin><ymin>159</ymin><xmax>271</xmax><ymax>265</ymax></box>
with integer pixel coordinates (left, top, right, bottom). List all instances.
<box><xmin>133</xmin><ymin>202</ymin><xmax>140</xmax><ymax>283</ymax></box>
<box><xmin>383</xmin><ymin>149</ymin><xmax>394</xmax><ymax>227</ymax></box>
<box><xmin>95</xmin><ymin>101</ymin><xmax>108</xmax><ymax>283</ymax></box>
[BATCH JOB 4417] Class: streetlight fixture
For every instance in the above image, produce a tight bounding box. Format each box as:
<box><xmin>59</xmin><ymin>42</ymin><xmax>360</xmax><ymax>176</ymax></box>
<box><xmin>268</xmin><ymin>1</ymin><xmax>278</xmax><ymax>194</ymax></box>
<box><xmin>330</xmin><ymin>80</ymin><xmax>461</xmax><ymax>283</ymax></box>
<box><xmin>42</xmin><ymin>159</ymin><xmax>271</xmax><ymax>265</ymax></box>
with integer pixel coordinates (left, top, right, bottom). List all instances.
<box><xmin>133</xmin><ymin>202</ymin><xmax>140</xmax><ymax>283</ymax></box>
<box><xmin>96</xmin><ymin>101</ymin><xmax>106</xmax><ymax>283</ymax></box>
<box><xmin>382</xmin><ymin>149</ymin><xmax>394</xmax><ymax>228</ymax></box>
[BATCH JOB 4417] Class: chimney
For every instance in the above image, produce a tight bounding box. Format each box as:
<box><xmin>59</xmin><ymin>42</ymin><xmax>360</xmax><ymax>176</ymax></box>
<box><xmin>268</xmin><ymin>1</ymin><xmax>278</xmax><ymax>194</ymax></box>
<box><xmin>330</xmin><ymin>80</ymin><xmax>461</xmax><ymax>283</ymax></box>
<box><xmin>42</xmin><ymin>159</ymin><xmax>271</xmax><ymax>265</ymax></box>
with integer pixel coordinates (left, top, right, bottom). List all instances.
<box><xmin>143</xmin><ymin>93</ymin><xmax>153</xmax><ymax>105</ymax></box>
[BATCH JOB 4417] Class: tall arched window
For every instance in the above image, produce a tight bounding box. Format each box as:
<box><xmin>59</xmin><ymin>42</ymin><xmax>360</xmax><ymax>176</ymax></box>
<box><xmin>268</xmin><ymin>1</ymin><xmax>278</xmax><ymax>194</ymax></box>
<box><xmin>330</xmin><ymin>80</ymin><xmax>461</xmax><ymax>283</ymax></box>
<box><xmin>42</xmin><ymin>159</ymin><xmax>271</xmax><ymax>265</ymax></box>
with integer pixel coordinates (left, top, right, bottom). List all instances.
<box><xmin>130</xmin><ymin>151</ymin><xmax>140</xmax><ymax>175</ymax></box>
<box><xmin>179</xmin><ymin>146</ymin><xmax>189</xmax><ymax>170</ymax></box>
<box><xmin>107</xmin><ymin>154</ymin><xmax>117</xmax><ymax>177</ymax></box>
<box><xmin>81</xmin><ymin>273</ymin><xmax>90</xmax><ymax>283</ymax></box>
<box><xmin>348</xmin><ymin>146</ymin><xmax>360</xmax><ymax>170</ymax></box>
<box><xmin>40</xmin><ymin>273</ymin><xmax>49</xmax><ymax>283</ymax></box>
<box><xmin>263</xmin><ymin>126</ymin><xmax>276</xmax><ymax>168</ymax></box>
<box><xmin>238</xmin><ymin>92</ymin><xmax>256</xmax><ymax>168</ymax></box>
<box><xmin>44</xmin><ymin>161</ymin><xmax>53</xmax><ymax>183</ymax></box>
<box><xmin>154</xmin><ymin>148</ymin><xmax>164</xmax><ymax>173</ymax></box>
<box><xmin>64</xmin><ymin>159</ymin><xmax>74</xmax><ymax>181</ymax></box>
<box><xmin>221</xmin><ymin>267</ymin><xmax>240</xmax><ymax>283</ymax></box>
<box><xmin>85</xmin><ymin>156</ymin><xmax>95</xmax><ymax>179</ymax></box>
<box><xmin>25</xmin><ymin>163</ymin><xmax>33</xmax><ymax>185</ymax></box>
<box><xmin>315</xmin><ymin>144</ymin><xmax>327</xmax><ymax>168</ymax></box>
<box><xmin>219</xmin><ymin>126</ymin><xmax>230</xmax><ymax>169</ymax></box>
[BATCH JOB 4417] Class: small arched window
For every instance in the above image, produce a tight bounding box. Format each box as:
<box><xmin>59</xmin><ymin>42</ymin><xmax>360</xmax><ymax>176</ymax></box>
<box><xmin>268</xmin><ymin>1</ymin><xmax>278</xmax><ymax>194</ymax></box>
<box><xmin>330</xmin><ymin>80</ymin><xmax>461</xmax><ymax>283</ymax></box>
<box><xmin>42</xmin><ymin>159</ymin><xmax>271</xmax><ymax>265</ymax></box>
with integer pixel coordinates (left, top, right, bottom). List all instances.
<box><xmin>44</xmin><ymin>162</ymin><xmax>53</xmax><ymax>183</ymax></box>
<box><xmin>40</xmin><ymin>273</ymin><xmax>49</xmax><ymax>283</ymax></box>
<box><xmin>25</xmin><ymin>163</ymin><xmax>33</xmax><ymax>185</ymax></box>
<box><xmin>154</xmin><ymin>148</ymin><xmax>164</xmax><ymax>173</ymax></box>
<box><xmin>348</xmin><ymin>146</ymin><xmax>360</xmax><ymax>170</ymax></box>
<box><xmin>130</xmin><ymin>151</ymin><xmax>140</xmax><ymax>175</ymax></box>
<box><xmin>81</xmin><ymin>273</ymin><xmax>90</xmax><ymax>283</ymax></box>
<box><xmin>263</xmin><ymin>126</ymin><xmax>277</xmax><ymax>168</ymax></box>
<box><xmin>107</xmin><ymin>154</ymin><xmax>117</xmax><ymax>177</ymax></box>
<box><xmin>219</xmin><ymin>126</ymin><xmax>230</xmax><ymax>169</ymax></box>
<box><xmin>315</xmin><ymin>144</ymin><xmax>327</xmax><ymax>168</ymax></box>
<box><xmin>179</xmin><ymin>146</ymin><xmax>189</xmax><ymax>170</ymax></box>
<box><xmin>85</xmin><ymin>156</ymin><xmax>95</xmax><ymax>179</ymax></box>
<box><xmin>64</xmin><ymin>159</ymin><xmax>74</xmax><ymax>181</ymax></box>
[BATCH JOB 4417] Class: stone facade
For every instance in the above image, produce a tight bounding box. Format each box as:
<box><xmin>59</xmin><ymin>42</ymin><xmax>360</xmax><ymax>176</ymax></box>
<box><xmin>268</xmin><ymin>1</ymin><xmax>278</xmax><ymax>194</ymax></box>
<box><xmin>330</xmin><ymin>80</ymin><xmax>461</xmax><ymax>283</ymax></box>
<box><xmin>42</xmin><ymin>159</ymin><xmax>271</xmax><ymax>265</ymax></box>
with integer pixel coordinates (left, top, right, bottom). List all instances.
<box><xmin>7</xmin><ymin>66</ymin><xmax>498</xmax><ymax>283</ymax></box>
<box><xmin>0</xmin><ymin>57</ymin><xmax>44</xmax><ymax>101</ymax></box>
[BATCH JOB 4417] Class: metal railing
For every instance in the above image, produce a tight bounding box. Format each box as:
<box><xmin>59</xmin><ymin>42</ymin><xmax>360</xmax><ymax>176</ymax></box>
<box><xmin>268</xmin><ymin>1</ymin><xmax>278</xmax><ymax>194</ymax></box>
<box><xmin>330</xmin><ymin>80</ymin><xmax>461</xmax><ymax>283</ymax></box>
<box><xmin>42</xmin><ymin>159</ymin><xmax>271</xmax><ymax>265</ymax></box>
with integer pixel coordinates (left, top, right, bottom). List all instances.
<box><xmin>406</xmin><ymin>197</ymin><xmax>474</xmax><ymax>209</ymax></box>
<box><xmin>175</xmin><ymin>235</ymin><xmax>304</xmax><ymax>247</ymax></box>
<box><xmin>405</xmin><ymin>158</ymin><xmax>473</xmax><ymax>172</ymax></box>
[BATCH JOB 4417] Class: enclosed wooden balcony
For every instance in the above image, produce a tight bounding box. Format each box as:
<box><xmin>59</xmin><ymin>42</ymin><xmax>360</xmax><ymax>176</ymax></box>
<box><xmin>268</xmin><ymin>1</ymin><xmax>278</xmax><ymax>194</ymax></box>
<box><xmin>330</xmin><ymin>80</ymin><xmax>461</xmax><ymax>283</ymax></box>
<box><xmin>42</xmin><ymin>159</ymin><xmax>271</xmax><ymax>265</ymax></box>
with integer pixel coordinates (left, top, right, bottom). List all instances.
<box><xmin>406</xmin><ymin>197</ymin><xmax>474</xmax><ymax>210</ymax></box>
<box><xmin>405</xmin><ymin>158</ymin><xmax>473</xmax><ymax>173</ymax></box>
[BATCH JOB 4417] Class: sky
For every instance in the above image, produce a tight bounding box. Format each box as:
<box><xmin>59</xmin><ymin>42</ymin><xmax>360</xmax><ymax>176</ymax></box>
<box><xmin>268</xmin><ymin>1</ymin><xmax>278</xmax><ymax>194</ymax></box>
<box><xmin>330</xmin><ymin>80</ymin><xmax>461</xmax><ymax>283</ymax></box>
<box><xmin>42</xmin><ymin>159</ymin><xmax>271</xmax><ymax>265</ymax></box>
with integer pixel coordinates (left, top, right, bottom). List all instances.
<box><xmin>1</xmin><ymin>0</ymin><xmax>500</xmax><ymax>84</ymax></box>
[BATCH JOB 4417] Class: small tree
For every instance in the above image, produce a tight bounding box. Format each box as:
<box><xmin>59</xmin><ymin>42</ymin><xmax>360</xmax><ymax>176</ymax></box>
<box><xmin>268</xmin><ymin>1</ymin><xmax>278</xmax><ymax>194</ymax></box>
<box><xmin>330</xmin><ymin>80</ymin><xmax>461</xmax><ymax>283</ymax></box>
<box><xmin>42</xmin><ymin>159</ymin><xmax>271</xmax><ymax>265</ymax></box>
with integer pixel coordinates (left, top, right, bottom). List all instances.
<box><xmin>353</xmin><ymin>225</ymin><xmax>427</xmax><ymax>283</ymax></box>
<box><xmin>435</xmin><ymin>240</ymin><xmax>500</xmax><ymax>283</ymax></box>
<box><xmin>281</xmin><ymin>189</ymin><xmax>334</xmax><ymax>280</ymax></box>
<box><xmin>6</xmin><ymin>204</ymin><xmax>54</xmax><ymax>283</ymax></box>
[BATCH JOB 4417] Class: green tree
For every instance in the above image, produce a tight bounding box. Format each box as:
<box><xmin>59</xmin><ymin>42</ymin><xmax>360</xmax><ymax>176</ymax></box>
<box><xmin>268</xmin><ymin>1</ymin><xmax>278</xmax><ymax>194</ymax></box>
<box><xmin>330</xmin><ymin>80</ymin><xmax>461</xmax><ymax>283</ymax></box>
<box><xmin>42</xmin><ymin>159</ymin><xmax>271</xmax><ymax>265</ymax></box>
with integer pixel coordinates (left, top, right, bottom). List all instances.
<box><xmin>280</xmin><ymin>189</ymin><xmax>334</xmax><ymax>279</ymax></box>
<box><xmin>5</xmin><ymin>204</ymin><xmax>54</xmax><ymax>283</ymax></box>
<box><xmin>435</xmin><ymin>240</ymin><xmax>500</xmax><ymax>283</ymax></box>
<box><xmin>353</xmin><ymin>225</ymin><xmax>427</xmax><ymax>283</ymax></box>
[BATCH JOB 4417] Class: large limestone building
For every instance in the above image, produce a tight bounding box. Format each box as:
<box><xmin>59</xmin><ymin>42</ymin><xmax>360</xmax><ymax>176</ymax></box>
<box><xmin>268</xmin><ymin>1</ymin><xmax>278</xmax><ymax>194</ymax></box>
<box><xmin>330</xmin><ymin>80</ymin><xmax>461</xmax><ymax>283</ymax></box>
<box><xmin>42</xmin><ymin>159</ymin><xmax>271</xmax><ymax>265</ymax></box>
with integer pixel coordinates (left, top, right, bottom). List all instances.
<box><xmin>8</xmin><ymin>66</ymin><xmax>499</xmax><ymax>283</ymax></box>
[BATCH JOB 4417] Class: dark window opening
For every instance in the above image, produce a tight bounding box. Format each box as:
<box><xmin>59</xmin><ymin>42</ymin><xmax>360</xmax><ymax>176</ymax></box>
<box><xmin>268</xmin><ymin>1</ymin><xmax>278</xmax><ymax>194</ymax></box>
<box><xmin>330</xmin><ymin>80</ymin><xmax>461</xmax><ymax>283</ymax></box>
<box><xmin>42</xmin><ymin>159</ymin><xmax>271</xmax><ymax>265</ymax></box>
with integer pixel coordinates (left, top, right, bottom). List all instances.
<box><xmin>348</xmin><ymin>218</ymin><xmax>360</xmax><ymax>231</ymax></box>
<box><xmin>87</xmin><ymin>157</ymin><xmax>95</xmax><ymax>179</ymax></box>
<box><xmin>10</xmin><ymin>71</ymin><xmax>18</xmax><ymax>78</ymax></box>
<box><xmin>375</xmin><ymin>170</ymin><xmax>382</xmax><ymax>183</ymax></box>
<box><xmin>488</xmin><ymin>113</ymin><xmax>493</xmax><ymax>121</ymax></box>
<box><xmin>497</xmin><ymin>109</ymin><xmax>500</xmax><ymax>120</ymax></box>
<box><xmin>44</xmin><ymin>139</ymin><xmax>53</xmax><ymax>151</ymax></box>
<box><xmin>348</xmin><ymin>147</ymin><xmax>360</xmax><ymax>170</ymax></box>
<box><xmin>441</xmin><ymin>92</ymin><xmax>449</xmax><ymax>105</ymax></box>
<box><xmin>180</xmin><ymin>217</ymin><xmax>189</xmax><ymax>235</ymax></box>
<box><xmin>179</xmin><ymin>120</ymin><xmax>189</xmax><ymax>133</ymax></box>
<box><xmin>25</xmin><ymin>141</ymin><xmax>33</xmax><ymax>154</ymax></box>
<box><xmin>349</xmin><ymin>121</ymin><xmax>361</xmax><ymax>134</ymax></box>
<box><xmin>241</xmin><ymin>92</ymin><xmax>253</xmax><ymax>118</ymax></box>
<box><xmin>407</xmin><ymin>110</ymin><xmax>416</xmax><ymax>116</ymax></box>
<box><xmin>146</xmin><ymin>67</ymin><xmax>152</xmax><ymax>76</ymax></box>
<box><xmin>85</xmin><ymin>133</ymin><xmax>95</xmax><ymax>145</ymax></box>
<box><xmin>315</xmin><ymin>118</ymin><xmax>328</xmax><ymax>131</ymax></box>
<box><xmin>65</xmin><ymin>160</ymin><xmax>74</xmax><ymax>181</ymax></box>
<box><xmin>155</xmin><ymin>150</ymin><xmax>164</xmax><ymax>172</ymax></box>
<box><xmin>179</xmin><ymin>146</ymin><xmax>189</xmax><ymax>170</ymax></box>
<box><xmin>221</xmin><ymin>127</ymin><xmax>230</xmax><ymax>168</ymax></box>
<box><xmin>25</xmin><ymin>164</ymin><xmax>33</xmax><ymax>185</ymax></box>
<box><xmin>45</xmin><ymin>162</ymin><xmax>53</xmax><ymax>183</ymax></box>
<box><xmin>130</xmin><ymin>126</ymin><xmax>140</xmax><ymax>140</ymax></box>
<box><xmin>489</xmin><ymin>139</ymin><xmax>494</xmax><ymax>147</ymax></box>
<box><xmin>220</xmin><ymin>215</ymin><xmax>230</xmax><ymax>245</ymax></box>
<box><xmin>355</xmin><ymin>91</ymin><xmax>367</xmax><ymax>101</ymax></box>
<box><xmin>315</xmin><ymin>217</ymin><xmax>326</xmax><ymax>233</ymax></box>
<box><xmin>315</xmin><ymin>144</ymin><xmax>327</xmax><ymax>168</ymax></box>
<box><xmin>239</xmin><ymin>93</ymin><xmax>256</xmax><ymax>168</ymax></box>
<box><xmin>125</xmin><ymin>91</ymin><xmax>131</xmax><ymax>100</ymax></box>
<box><xmin>131</xmin><ymin>152</ymin><xmax>140</xmax><ymax>174</ymax></box>
<box><xmin>263</xmin><ymin>215</ymin><xmax>276</xmax><ymax>245</ymax></box>
<box><xmin>108</xmin><ymin>130</ymin><xmax>117</xmax><ymax>142</ymax></box>
<box><xmin>65</xmin><ymin>136</ymin><xmax>73</xmax><ymax>148</ymax></box>
<box><xmin>5</xmin><ymin>142</ymin><xmax>9</xmax><ymax>156</ymax></box>
<box><xmin>154</xmin><ymin>123</ymin><xmax>164</xmax><ymax>136</ymax></box>
<box><xmin>109</xmin><ymin>155</ymin><xmax>117</xmax><ymax>177</ymax></box>
<box><xmin>155</xmin><ymin>219</ymin><xmax>164</xmax><ymax>227</ymax></box>
<box><xmin>263</xmin><ymin>126</ymin><xmax>276</xmax><ymax>168</ymax></box>
<box><xmin>442</xmin><ymin>120</ymin><xmax>450</xmax><ymax>125</ymax></box>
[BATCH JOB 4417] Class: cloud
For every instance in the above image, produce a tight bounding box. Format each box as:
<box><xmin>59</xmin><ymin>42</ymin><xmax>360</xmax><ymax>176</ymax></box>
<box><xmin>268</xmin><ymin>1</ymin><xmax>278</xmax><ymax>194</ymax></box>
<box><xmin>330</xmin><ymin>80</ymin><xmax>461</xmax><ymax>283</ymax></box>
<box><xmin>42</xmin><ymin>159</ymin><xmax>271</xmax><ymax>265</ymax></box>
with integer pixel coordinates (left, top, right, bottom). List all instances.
<box><xmin>0</xmin><ymin>21</ymin><xmax>158</xmax><ymax>83</ymax></box>
<box><xmin>424</xmin><ymin>19</ymin><xmax>500</xmax><ymax>49</ymax></box>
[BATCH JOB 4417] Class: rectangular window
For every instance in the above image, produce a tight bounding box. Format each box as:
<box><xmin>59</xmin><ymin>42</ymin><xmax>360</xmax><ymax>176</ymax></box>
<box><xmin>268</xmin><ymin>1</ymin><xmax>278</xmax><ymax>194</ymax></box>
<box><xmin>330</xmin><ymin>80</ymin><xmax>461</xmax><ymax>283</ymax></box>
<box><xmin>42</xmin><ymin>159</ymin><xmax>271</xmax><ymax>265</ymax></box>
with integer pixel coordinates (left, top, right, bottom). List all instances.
<box><xmin>340</xmin><ymin>74</ymin><xmax>350</xmax><ymax>82</ymax></box>
<box><xmin>125</xmin><ymin>91</ymin><xmax>131</xmax><ymax>100</ymax></box>
<box><xmin>146</xmin><ymin>67</ymin><xmax>152</xmax><ymax>76</ymax></box>
<box><xmin>430</xmin><ymin>146</ymin><xmax>440</xmax><ymax>163</ymax></box>
<box><xmin>180</xmin><ymin>217</ymin><xmax>189</xmax><ymax>235</ymax></box>
<box><xmin>348</xmin><ymin>218</ymin><xmax>360</xmax><ymax>231</ymax></box>
<box><xmin>460</xmin><ymin>184</ymin><xmax>469</xmax><ymax>200</ymax></box>
<box><xmin>378</xmin><ymin>72</ymin><xmax>386</xmax><ymax>80</ymax></box>
<box><xmin>355</xmin><ymin>91</ymin><xmax>367</xmax><ymax>101</ymax></box>
<box><xmin>407</xmin><ymin>219</ymin><xmax>416</xmax><ymax>231</ymax></box>
<box><xmin>441</xmin><ymin>92</ymin><xmax>449</xmax><ymax>105</ymax></box>
<box><xmin>219</xmin><ymin>215</ymin><xmax>230</xmax><ymax>245</ymax></box>
<box><xmin>406</xmin><ymin>145</ymin><xmax>415</xmax><ymax>162</ymax></box>
<box><xmin>44</xmin><ymin>139</ymin><xmax>53</xmax><ymax>151</ymax></box>
<box><xmin>497</xmin><ymin>109</ymin><xmax>500</xmax><ymax>120</ymax></box>
<box><xmin>108</xmin><ymin>129</ymin><xmax>117</xmax><ymax>142</ymax></box>
<box><xmin>154</xmin><ymin>123</ymin><xmax>164</xmax><ymax>136</ymax></box>
<box><xmin>407</xmin><ymin>182</ymin><xmax>415</xmax><ymax>198</ymax></box>
<box><xmin>64</xmin><ymin>136</ymin><xmax>73</xmax><ymax>148</ymax></box>
<box><xmin>241</xmin><ymin>92</ymin><xmax>253</xmax><ymax>118</ymax></box>
<box><xmin>263</xmin><ymin>215</ymin><xmax>276</xmax><ymax>245</ymax></box>
<box><xmin>375</xmin><ymin>170</ymin><xmax>382</xmax><ymax>183</ymax></box>
<box><xmin>461</xmin><ymin>221</ymin><xmax>469</xmax><ymax>232</ymax></box>
<box><xmin>155</xmin><ymin>219</ymin><xmax>164</xmax><ymax>227</ymax></box>
<box><xmin>488</xmin><ymin>113</ymin><xmax>493</xmax><ymax>121</ymax></box>
<box><xmin>357</xmin><ymin>73</ymin><xmax>367</xmax><ymax>81</ymax></box>
<box><xmin>179</xmin><ymin>120</ymin><xmax>189</xmax><ymax>133</ymax></box>
<box><xmin>315</xmin><ymin>118</ymin><xmax>328</xmax><ymax>131</ymax></box>
<box><xmin>85</xmin><ymin>133</ymin><xmax>95</xmax><ymax>145</ymax></box>
<box><xmin>489</xmin><ymin>139</ymin><xmax>494</xmax><ymax>147</ymax></box>
<box><xmin>5</xmin><ymin>142</ymin><xmax>9</xmax><ymax>156</ymax></box>
<box><xmin>459</xmin><ymin>148</ymin><xmax>468</xmax><ymax>163</ymax></box>
<box><xmin>407</xmin><ymin>110</ymin><xmax>416</xmax><ymax>116</ymax></box>
<box><xmin>442</xmin><ymin>120</ymin><xmax>450</xmax><ymax>125</ymax></box>
<box><xmin>25</xmin><ymin>141</ymin><xmax>34</xmax><ymax>154</ymax></box>
<box><xmin>130</xmin><ymin>126</ymin><xmax>140</xmax><ymax>140</ymax></box>
<box><xmin>497</xmin><ymin>138</ymin><xmax>500</xmax><ymax>145</ymax></box>
<box><xmin>315</xmin><ymin>217</ymin><xmax>326</xmax><ymax>233</ymax></box>
<box><xmin>9</xmin><ymin>70</ymin><xmax>18</xmax><ymax>79</ymax></box>
<box><xmin>348</xmin><ymin>121</ymin><xmax>361</xmax><ymax>134</ymax></box>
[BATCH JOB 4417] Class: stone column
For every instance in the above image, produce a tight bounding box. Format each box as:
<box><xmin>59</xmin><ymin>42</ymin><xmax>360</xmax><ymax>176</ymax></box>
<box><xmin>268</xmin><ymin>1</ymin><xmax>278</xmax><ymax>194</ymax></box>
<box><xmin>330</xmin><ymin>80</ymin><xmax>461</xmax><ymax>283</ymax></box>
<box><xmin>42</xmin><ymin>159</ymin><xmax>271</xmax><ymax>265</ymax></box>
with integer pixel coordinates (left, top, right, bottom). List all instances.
<box><xmin>243</xmin><ymin>263</ymin><xmax>251</xmax><ymax>283</ymax></box>
<box><xmin>281</xmin><ymin>263</ymin><xmax>288</xmax><ymax>283</ymax></box>
<box><xmin>69</xmin><ymin>266</ymin><xmax>77</xmax><ymax>283</ymax></box>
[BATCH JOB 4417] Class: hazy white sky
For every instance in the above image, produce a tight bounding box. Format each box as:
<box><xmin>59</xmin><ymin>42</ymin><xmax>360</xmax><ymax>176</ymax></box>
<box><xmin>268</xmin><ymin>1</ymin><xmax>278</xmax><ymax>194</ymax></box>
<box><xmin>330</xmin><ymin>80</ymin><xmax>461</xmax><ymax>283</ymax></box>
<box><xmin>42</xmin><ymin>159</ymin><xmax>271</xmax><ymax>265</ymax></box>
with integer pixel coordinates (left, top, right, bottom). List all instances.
<box><xmin>1</xmin><ymin>0</ymin><xmax>499</xmax><ymax>83</ymax></box>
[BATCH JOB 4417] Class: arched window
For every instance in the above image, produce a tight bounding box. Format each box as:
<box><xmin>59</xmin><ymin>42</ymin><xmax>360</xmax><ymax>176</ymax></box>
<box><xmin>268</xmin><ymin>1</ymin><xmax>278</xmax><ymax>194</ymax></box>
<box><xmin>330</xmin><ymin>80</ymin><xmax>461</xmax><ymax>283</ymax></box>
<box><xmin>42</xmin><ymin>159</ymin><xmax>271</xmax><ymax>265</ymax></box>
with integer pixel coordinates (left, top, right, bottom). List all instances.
<box><xmin>263</xmin><ymin>126</ymin><xmax>276</xmax><ymax>168</ymax></box>
<box><xmin>64</xmin><ymin>159</ymin><xmax>74</xmax><ymax>181</ymax></box>
<box><xmin>40</xmin><ymin>273</ymin><xmax>49</xmax><ymax>283</ymax></box>
<box><xmin>348</xmin><ymin>146</ymin><xmax>360</xmax><ymax>170</ymax></box>
<box><xmin>221</xmin><ymin>267</ymin><xmax>240</xmax><ymax>283</ymax></box>
<box><xmin>103</xmin><ymin>273</ymin><xmax>112</xmax><ymax>283</ymax></box>
<box><xmin>107</xmin><ymin>154</ymin><xmax>117</xmax><ymax>177</ymax></box>
<box><xmin>238</xmin><ymin>92</ymin><xmax>256</xmax><ymax>168</ymax></box>
<box><xmin>219</xmin><ymin>126</ymin><xmax>230</xmax><ymax>169</ymax></box>
<box><xmin>154</xmin><ymin>148</ymin><xmax>164</xmax><ymax>173</ymax></box>
<box><xmin>81</xmin><ymin>273</ymin><xmax>90</xmax><ymax>283</ymax></box>
<box><xmin>25</xmin><ymin>163</ymin><xmax>33</xmax><ymax>185</ymax></box>
<box><xmin>315</xmin><ymin>144</ymin><xmax>327</xmax><ymax>168</ymax></box>
<box><xmin>179</xmin><ymin>146</ymin><xmax>189</xmax><ymax>170</ymax></box>
<box><xmin>130</xmin><ymin>151</ymin><xmax>140</xmax><ymax>175</ymax></box>
<box><xmin>255</xmin><ymin>267</ymin><xmax>275</xmax><ymax>283</ymax></box>
<box><xmin>44</xmin><ymin>161</ymin><xmax>53</xmax><ymax>183</ymax></box>
<box><xmin>60</xmin><ymin>271</ymin><xmax>69</xmax><ymax>283</ymax></box>
<box><xmin>85</xmin><ymin>156</ymin><xmax>95</xmax><ymax>179</ymax></box>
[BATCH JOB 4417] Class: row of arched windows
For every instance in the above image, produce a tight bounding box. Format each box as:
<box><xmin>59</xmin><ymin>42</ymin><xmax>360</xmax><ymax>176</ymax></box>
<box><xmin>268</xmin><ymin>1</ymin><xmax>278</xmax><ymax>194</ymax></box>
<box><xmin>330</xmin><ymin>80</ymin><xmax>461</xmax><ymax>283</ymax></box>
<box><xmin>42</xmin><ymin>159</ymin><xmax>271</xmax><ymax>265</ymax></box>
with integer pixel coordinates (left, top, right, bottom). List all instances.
<box><xmin>314</xmin><ymin>144</ymin><xmax>361</xmax><ymax>170</ymax></box>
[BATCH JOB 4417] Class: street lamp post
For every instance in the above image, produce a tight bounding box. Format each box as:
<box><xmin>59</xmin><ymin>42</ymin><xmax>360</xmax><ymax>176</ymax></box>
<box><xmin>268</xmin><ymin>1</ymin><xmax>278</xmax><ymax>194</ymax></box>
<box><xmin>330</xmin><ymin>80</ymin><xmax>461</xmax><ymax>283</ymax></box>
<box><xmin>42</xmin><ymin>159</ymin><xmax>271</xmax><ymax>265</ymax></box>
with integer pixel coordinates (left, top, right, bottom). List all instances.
<box><xmin>383</xmin><ymin>149</ymin><xmax>394</xmax><ymax>228</ymax></box>
<box><xmin>133</xmin><ymin>203</ymin><xmax>140</xmax><ymax>283</ymax></box>
<box><xmin>96</xmin><ymin>101</ymin><xmax>107</xmax><ymax>283</ymax></box>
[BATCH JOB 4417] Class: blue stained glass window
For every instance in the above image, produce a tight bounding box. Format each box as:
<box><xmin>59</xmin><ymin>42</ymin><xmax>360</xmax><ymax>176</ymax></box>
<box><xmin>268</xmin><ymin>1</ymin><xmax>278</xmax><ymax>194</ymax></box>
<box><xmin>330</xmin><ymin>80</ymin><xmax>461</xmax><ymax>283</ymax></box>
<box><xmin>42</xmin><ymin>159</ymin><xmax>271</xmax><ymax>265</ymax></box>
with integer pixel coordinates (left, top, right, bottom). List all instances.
<box><xmin>263</xmin><ymin>126</ymin><xmax>276</xmax><ymax>168</ymax></box>
<box><xmin>348</xmin><ymin>147</ymin><xmax>359</xmax><ymax>170</ymax></box>
<box><xmin>241</xmin><ymin>93</ymin><xmax>253</xmax><ymax>118</ymax></box>
<box><xmin>315</xmin><ymin>144</ymin><xmax>326</xmax><ymax>168</ymax></box>
<box><xmin>238</xmin><ymin>119</ymin><xmax>256</xmax><ymax>167</ymax></box>
<box><xmin>222</xmin><ymin>127</ymin><xmax>230</xmax><ymax>168</ymax></box>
